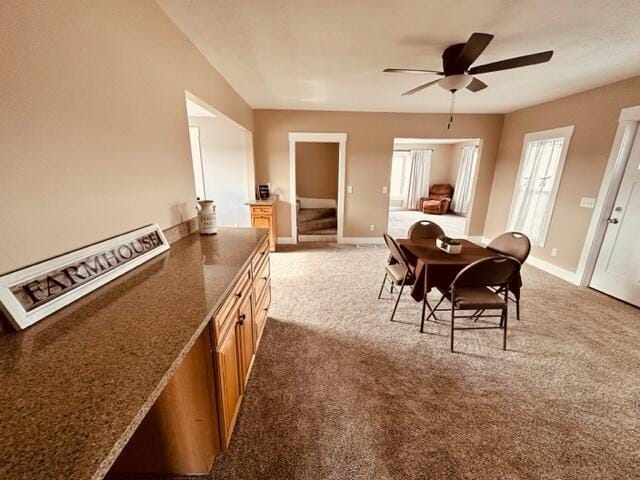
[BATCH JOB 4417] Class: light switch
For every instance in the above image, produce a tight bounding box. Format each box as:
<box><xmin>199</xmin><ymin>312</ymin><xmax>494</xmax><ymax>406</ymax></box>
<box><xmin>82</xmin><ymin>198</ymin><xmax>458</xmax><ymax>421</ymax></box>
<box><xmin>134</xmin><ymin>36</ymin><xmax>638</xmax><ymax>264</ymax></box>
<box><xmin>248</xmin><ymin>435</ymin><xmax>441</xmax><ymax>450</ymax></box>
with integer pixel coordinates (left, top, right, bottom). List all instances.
<box><xmin>580</xmin><ymin>197</ymin><xmax>596</xmax><ymax>209</ymax></box>
<box><xmin>382</xmin><ymin>185</ymin><xmax>388</xmax><ymax>194</ymax></box>
<box><xmin>347</xmin><ymin>185</ymin><xmax>353</xmax><ymax>193</ymax></box>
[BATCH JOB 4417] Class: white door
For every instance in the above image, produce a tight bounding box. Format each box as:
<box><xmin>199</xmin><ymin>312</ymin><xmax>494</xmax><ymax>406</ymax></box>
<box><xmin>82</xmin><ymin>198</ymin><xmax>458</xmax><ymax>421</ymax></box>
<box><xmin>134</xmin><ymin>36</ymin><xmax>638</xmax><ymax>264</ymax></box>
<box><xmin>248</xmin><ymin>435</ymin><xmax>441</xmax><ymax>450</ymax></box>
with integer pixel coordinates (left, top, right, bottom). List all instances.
<box><xmin>590</xmin><ymin>130</ymin><xmax>640</xmax><ymax>306</ymax></box>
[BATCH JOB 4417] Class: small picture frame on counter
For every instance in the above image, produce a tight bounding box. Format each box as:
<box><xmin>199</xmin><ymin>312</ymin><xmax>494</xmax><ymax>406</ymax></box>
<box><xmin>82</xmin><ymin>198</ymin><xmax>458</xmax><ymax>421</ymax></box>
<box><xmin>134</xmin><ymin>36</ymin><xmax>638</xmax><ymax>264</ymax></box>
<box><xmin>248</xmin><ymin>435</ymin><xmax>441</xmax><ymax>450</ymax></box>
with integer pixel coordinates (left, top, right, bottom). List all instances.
<box><xmin>258</xmin><ymin>184</ymin><xmax>270</xmax><ymax>200</ymax></box>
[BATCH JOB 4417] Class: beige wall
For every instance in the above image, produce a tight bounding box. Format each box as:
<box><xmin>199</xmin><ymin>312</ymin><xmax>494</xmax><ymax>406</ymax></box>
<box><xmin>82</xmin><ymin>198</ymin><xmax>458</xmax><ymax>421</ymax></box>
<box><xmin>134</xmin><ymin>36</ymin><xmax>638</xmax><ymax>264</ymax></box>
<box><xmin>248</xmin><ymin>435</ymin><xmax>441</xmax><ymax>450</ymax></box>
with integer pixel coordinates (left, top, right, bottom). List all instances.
<box><xmin>430</xmin><ymin>145</ymin><xmax>454</xmax><ymax>187</ymax></box>
<box><xmin>0</xmin><ymin>0</ymin><xmax>252</xmax><ymax>273</ymax></box>
<box><xmin>253</xmin><ymin>110</ymin><xmax>504</xmax><ymax>238</ymax></box>
<box><xmin>395</xmin><ymin>144</ymin><xmax>454</xmax><ymax>188</ymax></box>
<box><xmin>484</xmin><ymin>75</ymin><xmax>640</xmax><ymax>272</ymax></box>
<box><xmin>295</xmin><ymin>142</ymin><xmax>339</xmax><ymax>199</ymax></box>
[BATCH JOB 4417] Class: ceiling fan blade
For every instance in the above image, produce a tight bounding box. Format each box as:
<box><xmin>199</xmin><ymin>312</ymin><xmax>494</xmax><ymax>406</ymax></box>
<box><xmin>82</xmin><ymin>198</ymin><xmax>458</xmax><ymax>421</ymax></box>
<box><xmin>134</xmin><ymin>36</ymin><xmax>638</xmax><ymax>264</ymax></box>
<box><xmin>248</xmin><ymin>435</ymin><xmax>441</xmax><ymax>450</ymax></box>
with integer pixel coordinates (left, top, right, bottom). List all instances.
<box><xmin>384</xmin><ymin>68</ymin><xmax>443</xmax><ymax>74</ymax></box>
<box><xmin>469</xmin><ymin>50</ymin><xmax>554</xmax><ymax>74</ymax></box>
<box><xmin>466</xmin><ymin>77</ymin><xmax>488</xmax><ymax>92</ymax></box>
<box><xmin>401</xmin><ymin>79</ymin><xmax>440</xmax><ymax>96</ymax></box>
<box><xmin>455</xmin><ymin>33</ymin><xmax>494</xmax><ymax>71</ymax></box>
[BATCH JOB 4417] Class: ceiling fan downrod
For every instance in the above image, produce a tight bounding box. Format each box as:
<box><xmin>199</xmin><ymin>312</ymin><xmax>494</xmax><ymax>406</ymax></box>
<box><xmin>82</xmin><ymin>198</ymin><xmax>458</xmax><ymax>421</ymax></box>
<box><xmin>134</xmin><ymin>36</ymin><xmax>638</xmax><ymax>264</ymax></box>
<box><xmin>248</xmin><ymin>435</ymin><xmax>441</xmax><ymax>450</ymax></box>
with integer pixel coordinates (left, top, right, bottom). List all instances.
<box><xmin>447</xmin><ymin>90</ymin><xmax>456</xmax><ymax>130</ymax></box>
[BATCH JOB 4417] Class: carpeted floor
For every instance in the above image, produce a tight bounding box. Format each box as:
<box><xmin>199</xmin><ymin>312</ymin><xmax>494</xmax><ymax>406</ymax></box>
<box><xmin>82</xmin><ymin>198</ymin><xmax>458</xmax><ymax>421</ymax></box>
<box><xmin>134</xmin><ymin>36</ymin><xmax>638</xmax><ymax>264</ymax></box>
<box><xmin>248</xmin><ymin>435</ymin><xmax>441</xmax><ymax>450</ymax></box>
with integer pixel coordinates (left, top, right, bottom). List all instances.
<box><xmin>209</xmin><ymin>243</ymin><xmax>640</xmax><ymax>480</ymax></box>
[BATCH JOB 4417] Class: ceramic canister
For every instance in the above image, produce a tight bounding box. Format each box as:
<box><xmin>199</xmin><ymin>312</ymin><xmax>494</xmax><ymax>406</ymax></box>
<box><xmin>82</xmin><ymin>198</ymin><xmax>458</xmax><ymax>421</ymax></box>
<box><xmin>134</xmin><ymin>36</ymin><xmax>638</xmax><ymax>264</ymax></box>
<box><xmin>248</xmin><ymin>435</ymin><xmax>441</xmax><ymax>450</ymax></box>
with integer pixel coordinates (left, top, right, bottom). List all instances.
<box><xmin>197</xmin><ymin>200</ymin><xmax>217</xmax><ymax>235</ymax></box>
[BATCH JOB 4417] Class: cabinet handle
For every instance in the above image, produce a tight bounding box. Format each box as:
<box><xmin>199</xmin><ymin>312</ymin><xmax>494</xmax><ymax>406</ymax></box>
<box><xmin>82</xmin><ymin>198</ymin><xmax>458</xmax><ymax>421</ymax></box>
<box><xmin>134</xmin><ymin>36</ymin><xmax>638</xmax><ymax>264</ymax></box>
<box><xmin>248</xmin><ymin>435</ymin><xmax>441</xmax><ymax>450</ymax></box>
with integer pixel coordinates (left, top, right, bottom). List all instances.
<box><xmin>235</xmin><ymin>292</ymin><xmax>242</xmax><ymax>298</ymax></box>
<box><xmin>237</xmin><ymin>314</ymin><xmax>246</xmax><ymax>325</ymax></box>
<box><xmin>262</xmin><ymin>276</ymin><xmax>268</xmax><ymax>280</ymax></box>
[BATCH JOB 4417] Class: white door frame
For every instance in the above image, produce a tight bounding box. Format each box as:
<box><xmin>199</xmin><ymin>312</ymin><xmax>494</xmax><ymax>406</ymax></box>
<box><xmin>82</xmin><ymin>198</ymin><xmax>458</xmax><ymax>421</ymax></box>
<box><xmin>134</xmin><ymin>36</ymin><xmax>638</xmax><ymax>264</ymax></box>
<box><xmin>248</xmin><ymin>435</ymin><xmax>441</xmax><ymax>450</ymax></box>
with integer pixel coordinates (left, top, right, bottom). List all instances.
<box><xmin>288</xmin><ymin>132</ymin><xmax>347</xmax><ymax>244</ymax></box>
<box><xmin>576</xmin><ymin>105</ymin><xmax>640</xmax><ymax>286</ymax></box>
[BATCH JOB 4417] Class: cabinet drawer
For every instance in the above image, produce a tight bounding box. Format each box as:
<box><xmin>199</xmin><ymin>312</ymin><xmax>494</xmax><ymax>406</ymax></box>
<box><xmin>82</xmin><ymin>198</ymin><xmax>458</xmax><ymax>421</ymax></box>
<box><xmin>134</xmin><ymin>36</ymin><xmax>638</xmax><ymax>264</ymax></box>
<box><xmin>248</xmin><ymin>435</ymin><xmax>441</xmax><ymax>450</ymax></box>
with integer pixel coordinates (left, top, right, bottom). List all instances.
<box><xmin>253</xmin><ymin>257</ymin><xmax>270</xmax><ymax>300</ymax></box>
<box><xmin>251</xmin><ymin>238</ymin><xmax>269</xmax><ymax>273</ymax></box>
<box><xmin>213</xmin><ymin>267</ymin><xmax>251</xmax><ymax>345</ymax></box>
<box><xmin>251</xmin><ymin>206</ymin><xmax>272</xmax><ymax>216</ymax></box>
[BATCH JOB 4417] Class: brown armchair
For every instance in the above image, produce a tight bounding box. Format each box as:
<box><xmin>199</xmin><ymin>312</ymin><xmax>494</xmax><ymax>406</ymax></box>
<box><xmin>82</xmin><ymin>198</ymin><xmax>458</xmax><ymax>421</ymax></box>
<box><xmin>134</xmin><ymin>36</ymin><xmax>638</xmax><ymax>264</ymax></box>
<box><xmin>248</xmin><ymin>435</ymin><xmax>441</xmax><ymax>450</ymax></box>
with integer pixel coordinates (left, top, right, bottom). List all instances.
<box><xmin>420</xmin><ymin>184</ymin><xmax>453</xmax><ymax>214</ymax></box>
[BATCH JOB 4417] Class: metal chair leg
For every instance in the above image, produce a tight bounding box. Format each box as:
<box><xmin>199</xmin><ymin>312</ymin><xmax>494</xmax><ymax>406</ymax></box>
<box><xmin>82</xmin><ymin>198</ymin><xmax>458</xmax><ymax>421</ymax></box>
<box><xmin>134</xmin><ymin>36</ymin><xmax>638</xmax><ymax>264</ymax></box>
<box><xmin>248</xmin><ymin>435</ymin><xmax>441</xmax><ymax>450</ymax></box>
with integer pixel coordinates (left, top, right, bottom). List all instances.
<box><xmin>377</xmin><ymin>273</ymin><xmax>387</xmax><ymax>299</ymax></box>
<box><xmin>420</xmin><ymin>296</ymin><xmax>427</xmax><ymax>332</ymax></box>
<box><xmin>503</xmin><ymin>287</ymin><xmax>509</xmax><ymax>350</ymax></box>
<box><xmin>450</xmin><ymin>304</ymin><xmax>455</xmax><ymax>352</ymax></box>
<box><xmin>423</xmin><ymin>296</ymin><xmax>445</xmax><ymax>324</ymax></box>
<box><xmin>390</xmin><ymin>283</ymin><xmax>394</xmax><ymax>294</ymax></box>
<box><xmin>390</xmin><ymin>276</ymin><xmax>406</xmax><ymax>322</ymax></box>
<box><xmin>503</xmin><ymin>306</ymin><xmax>508</xmax><ymax>350</ymax></box>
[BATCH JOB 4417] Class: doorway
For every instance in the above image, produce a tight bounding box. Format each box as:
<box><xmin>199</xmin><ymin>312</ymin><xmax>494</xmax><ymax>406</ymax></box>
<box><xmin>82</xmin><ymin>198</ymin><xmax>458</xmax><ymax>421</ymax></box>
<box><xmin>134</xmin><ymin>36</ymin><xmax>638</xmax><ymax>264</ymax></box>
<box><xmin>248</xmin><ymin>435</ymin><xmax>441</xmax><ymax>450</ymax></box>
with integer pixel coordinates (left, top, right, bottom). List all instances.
<box><xmin>295</xmin><ymin>142</ymin><xmax>339</xmax><ymax>241</ymax></box>
<box><xmin>185</xmin><ymin>93</ymin><xmax>255</xmax><ymax>228</ymax></box>
<box><xmin>288</xmin><ymin>133</ymin><xmax>347</xmax><ymax>244</ymax></box>
<box><xmin>387</xmin><ymin>138</ymin><xmax>480</xmax><ymax>239</ymax></box>
<box><xmin>589</xmin><ymin>125</ymin><xmax>640</xmax><ymax>306</ymax></box>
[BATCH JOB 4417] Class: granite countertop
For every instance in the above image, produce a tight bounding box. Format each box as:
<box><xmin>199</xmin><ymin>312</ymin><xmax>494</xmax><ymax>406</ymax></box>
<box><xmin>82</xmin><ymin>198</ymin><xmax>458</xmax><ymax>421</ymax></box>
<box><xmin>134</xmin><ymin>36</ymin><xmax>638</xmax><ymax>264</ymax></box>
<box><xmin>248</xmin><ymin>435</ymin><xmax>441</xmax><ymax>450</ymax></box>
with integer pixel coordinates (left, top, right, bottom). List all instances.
<box><xmin>0</xmin><ymin>228</ymin><xmax>268</xmax><ymax>480</ymax></box>
<box><xmin>246</xmin><ymin>196</ymin><xmax>277</xmax><ymax>206</ymax></box>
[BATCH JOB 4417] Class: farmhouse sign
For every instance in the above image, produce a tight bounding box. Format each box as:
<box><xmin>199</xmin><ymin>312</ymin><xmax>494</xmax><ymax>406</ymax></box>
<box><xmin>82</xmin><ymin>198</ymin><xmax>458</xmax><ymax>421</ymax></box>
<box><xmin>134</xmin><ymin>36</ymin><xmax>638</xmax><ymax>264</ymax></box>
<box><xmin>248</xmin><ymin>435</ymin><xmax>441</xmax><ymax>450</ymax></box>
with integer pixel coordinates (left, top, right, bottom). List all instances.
<box><xmin>0</xmin><ymin>224</ymin><xmax>170</xmax><ymax>330</ymax></box>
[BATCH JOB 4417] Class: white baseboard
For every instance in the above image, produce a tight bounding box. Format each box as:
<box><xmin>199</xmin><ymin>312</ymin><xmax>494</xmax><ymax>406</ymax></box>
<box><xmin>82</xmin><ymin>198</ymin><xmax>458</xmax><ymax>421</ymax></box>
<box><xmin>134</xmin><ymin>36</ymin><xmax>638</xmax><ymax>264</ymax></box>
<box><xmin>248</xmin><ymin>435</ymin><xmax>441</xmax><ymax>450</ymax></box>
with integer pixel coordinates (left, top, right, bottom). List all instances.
<box><xmin>299</xmin><ymin>234</ymin><xmax>336</xmax><ymax>242</ymax></box>
<box><xmin>339</xmin><ymin>236</ymin><xmax>385</xmax><ymax>245</ymax></box>
<box><xmin>526</xmin><ymin>255</ymin><xmax>580</xmax><ymax>285</ymax></box>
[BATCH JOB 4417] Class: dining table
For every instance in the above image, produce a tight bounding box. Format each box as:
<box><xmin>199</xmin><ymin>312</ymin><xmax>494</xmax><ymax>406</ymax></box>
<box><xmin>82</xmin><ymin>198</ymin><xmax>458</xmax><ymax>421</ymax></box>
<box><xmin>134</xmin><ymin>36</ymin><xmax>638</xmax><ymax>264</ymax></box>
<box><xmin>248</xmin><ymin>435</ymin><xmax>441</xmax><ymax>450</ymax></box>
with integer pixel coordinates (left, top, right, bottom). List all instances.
<box><xmin>396</xmin><ymin>238</ymin><xmax>522</xmax><ymax>302</ymax></box>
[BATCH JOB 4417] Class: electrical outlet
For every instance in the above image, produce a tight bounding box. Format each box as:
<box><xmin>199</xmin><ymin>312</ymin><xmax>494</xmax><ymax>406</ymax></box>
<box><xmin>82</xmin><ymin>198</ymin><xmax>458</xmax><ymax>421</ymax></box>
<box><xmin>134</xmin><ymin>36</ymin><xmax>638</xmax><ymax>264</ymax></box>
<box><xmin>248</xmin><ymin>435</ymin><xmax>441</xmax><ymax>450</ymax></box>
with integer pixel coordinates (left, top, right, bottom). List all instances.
<box><xmin>370</xmin><ymin>224</ymin><xmax>375</xmax><ymax>232</ymax></box>
<box><xmin>382</xmin><ymin>185</ymin><xmax>388</xmax><ymax>194</ymax></box>
<box><xmin>551</xmin><ymin>248</ymin><xmax>558</xmax><ymax>257</ymax></box>
<box><xmin>580</xmin><ymin>197</ymin><xmax>596</xmax><ymax>208</ymax></box>
<box><xmin>347</xmin><ymin>185</ymin><xmax>353</xmax><ymax>193</ymax></box>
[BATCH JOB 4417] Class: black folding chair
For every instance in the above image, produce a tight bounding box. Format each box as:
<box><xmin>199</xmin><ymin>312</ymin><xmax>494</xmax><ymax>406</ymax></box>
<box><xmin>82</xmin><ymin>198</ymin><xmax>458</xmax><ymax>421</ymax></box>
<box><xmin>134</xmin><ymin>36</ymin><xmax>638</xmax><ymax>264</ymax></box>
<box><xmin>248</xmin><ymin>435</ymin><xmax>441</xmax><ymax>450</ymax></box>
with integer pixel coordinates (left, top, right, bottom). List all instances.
<box><xmin>408</xmin><ymin>220</ymin><xmax>445</xmax><ymax>240</ymax></box>
<box><xmin>485</xmin><ymin>232</ymin><xmax>531</xmax><ymax>319</ymax></box>
<box><xmin>421</xmin><ymin>256</ymin><xmax>521</xmax><ymax>352</ymax></box>
<box><xmin>378</xmin><ymin>233</ymin><xmax>415</xmax><ymax>322</ymax></box>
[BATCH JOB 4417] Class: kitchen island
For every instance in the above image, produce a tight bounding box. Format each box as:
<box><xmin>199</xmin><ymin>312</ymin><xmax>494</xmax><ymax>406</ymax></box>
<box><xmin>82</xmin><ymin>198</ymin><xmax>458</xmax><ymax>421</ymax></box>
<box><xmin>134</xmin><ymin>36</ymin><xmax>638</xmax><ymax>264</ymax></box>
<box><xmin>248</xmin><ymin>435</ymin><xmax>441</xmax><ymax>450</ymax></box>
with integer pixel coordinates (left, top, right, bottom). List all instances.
<box><xmin>0</xmin><ymin>228</ymin><xmax>271</xmax><ymax>479</ymax></box>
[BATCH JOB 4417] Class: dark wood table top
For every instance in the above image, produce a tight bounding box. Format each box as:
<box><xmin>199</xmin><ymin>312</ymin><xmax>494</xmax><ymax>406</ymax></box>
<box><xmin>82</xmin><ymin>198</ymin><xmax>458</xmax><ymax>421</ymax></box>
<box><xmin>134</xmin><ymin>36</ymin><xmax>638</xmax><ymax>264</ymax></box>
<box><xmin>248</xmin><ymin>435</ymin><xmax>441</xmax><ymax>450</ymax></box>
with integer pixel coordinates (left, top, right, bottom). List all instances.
<box><xmin>395</xmin><ymin>238</ymin><xmax>521</xmax><ymax>301</ymax></box>
<box><xmin>397</xmin><ymin>238</ymin><xmax>496</xmax><ymax>266</ymax></box>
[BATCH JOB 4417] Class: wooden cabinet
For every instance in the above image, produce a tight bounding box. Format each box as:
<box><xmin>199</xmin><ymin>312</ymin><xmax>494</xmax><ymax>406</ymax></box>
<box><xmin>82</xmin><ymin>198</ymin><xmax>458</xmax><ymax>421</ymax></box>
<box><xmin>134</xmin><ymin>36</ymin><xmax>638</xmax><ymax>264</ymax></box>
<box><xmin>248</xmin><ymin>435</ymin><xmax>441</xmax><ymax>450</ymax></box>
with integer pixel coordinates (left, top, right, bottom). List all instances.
<box><xmin>249</xmin><ymin>199</ymin><xmax>277</xmax><ymax>252</ymax></box>
<box><xmin>215</xmin><ymin>317</ymin><xmax>243</xmax><ymax>448</ymax></box>
<box><xmin>110</xmin><ymin>332</ymin><xmax>222</xmax><ymax>475</ymax></box>
<box><xmin>236</xmin><ymin>293</ymin><xmax>255</xmax><ymax>387</ymax></box>
<box><xmin>111</xmin><ymin>235</ymin><xmax>271</xmax><ymax>476</ymax></box>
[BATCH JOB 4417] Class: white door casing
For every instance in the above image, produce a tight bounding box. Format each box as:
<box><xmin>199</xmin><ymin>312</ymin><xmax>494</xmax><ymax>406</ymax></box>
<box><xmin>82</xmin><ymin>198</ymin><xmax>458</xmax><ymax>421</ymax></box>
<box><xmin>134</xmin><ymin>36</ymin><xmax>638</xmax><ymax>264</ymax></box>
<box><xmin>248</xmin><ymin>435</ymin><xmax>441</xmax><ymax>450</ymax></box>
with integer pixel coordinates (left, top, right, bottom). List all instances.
<box><xmin>288</xmin><ymin>132</ymin><xmax>347</xmax><ymax>244</ymax></box>
<box><xmin>589</xmin><ymin>128</ymin><xmax>640</xmax><ymax>306</ymax></box>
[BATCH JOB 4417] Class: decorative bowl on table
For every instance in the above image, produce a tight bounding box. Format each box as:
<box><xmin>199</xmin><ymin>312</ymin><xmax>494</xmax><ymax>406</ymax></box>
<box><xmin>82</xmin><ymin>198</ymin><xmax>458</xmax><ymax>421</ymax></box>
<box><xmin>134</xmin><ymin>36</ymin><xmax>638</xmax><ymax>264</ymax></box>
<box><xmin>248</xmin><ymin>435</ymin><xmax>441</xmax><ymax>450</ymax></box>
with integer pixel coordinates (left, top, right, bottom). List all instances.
<box><xmin>436</xmin><ymin>235</ymin><xmax>462</xmax><ymax>255</ymax></box>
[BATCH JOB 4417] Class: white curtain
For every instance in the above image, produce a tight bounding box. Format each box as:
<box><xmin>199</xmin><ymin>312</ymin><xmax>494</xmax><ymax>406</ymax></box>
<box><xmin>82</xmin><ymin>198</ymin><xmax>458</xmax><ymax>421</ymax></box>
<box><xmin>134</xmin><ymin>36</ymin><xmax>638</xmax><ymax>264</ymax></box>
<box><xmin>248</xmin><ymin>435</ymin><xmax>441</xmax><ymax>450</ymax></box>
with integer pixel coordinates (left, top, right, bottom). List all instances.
<box><xmin>508</xmin><ymin>138</ymin><xmax>564</xmax><ymax>245</ymax></box>
<box><xmin>450</xmin><ymin>146</ymin><xmax>477</xmax><ymax>215</ymax></box>
<box><xmin>404</xmin><ymin>149</ymin><xmax>431</xmax><ymax>210</ymax></box>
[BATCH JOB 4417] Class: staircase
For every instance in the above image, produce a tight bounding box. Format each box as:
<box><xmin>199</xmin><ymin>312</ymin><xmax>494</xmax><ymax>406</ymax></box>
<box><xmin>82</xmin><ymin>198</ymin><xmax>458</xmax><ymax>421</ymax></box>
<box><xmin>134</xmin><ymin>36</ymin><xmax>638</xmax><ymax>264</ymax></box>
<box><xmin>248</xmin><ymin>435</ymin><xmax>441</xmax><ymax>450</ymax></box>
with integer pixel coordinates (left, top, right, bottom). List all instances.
<box><xmin>297</xmin><ymin>208</ymin><xmax>337</xmax><ymax>235</ymax></box>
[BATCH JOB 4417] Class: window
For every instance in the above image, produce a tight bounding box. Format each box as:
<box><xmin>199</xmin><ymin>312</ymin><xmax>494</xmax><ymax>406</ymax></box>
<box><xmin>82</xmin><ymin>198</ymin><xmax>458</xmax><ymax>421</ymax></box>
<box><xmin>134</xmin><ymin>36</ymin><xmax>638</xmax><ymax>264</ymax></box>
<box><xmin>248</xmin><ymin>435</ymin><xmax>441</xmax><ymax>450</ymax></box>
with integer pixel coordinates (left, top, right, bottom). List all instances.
<box><xmin>389</xmin><ymin>151</ymin><xmax>411</xmax><ymax>207</ymax></box>
<box><xmin>507</xmin><ymin>126</ymin><xmax>574</xmax><ymax>246</ymax></box>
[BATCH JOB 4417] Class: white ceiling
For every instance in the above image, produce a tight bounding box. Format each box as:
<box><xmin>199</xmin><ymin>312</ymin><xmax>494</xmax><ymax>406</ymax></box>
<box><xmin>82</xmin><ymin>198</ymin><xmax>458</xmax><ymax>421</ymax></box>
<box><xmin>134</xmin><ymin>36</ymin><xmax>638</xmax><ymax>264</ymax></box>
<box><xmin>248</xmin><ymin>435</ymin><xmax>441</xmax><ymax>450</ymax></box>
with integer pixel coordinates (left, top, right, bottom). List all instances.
<box><xmin>158</xmin><ymin>0</ymin><xmax>640</xmax><ymax>114</ymax></box>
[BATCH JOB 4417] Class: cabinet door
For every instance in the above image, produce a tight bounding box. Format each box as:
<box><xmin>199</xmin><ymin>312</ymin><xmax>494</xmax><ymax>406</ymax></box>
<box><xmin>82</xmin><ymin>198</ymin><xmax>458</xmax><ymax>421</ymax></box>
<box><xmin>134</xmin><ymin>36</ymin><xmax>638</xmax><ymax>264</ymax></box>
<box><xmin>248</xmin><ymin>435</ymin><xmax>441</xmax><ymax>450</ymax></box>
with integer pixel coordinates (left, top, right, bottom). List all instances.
<box><xmin>251</xmin><ymin>214</ymin><xmax>271</xmax><ymax>231</ymax></box>
<box><xmin>237</xmin><ymin>293</ymin><xmax>254</xmax><ymax>387</ymax></box>
<box><xmin>216</xmin><ymin>325</ymin><xmax>242</xmax><ymax>447</ymax></box>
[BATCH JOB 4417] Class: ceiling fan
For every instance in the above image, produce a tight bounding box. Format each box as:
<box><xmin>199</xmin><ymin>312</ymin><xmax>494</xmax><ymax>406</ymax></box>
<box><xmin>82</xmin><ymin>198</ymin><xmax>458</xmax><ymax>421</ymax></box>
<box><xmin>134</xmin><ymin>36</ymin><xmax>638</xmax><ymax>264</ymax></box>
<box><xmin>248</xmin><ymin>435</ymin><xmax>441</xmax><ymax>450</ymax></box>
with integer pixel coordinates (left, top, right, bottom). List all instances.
<box><xmin>383</xmin><ymin>32</ymin><xmax>553</xmax><ymax>127</ymax></box>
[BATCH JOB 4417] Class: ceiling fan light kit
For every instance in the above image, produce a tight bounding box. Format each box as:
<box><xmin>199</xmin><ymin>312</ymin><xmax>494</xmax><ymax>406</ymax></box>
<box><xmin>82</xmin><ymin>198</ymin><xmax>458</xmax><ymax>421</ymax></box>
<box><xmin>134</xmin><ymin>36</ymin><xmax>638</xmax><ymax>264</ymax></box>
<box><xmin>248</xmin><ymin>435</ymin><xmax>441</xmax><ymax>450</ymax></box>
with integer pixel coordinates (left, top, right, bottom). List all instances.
<box><xmin>384</xmin><ymin>32</ymin><xmax>554</xmax><ymax>128</ymax></box>
<box><xmin>438</xmin><ymin>74</ymin><xmax>472</xmax><ymax>92</ymax></box>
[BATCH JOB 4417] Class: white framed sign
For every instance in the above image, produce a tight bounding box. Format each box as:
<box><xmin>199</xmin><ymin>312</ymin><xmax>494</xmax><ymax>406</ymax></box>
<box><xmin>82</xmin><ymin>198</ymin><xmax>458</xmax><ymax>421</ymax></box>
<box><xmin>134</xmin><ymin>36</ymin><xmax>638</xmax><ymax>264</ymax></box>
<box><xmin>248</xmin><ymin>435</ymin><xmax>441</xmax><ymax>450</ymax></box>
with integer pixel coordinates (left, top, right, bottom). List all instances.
<box><xmin>0</xmin><ymin>224</ymin><xmax>170</xmax><ymax>330</ymax></box>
